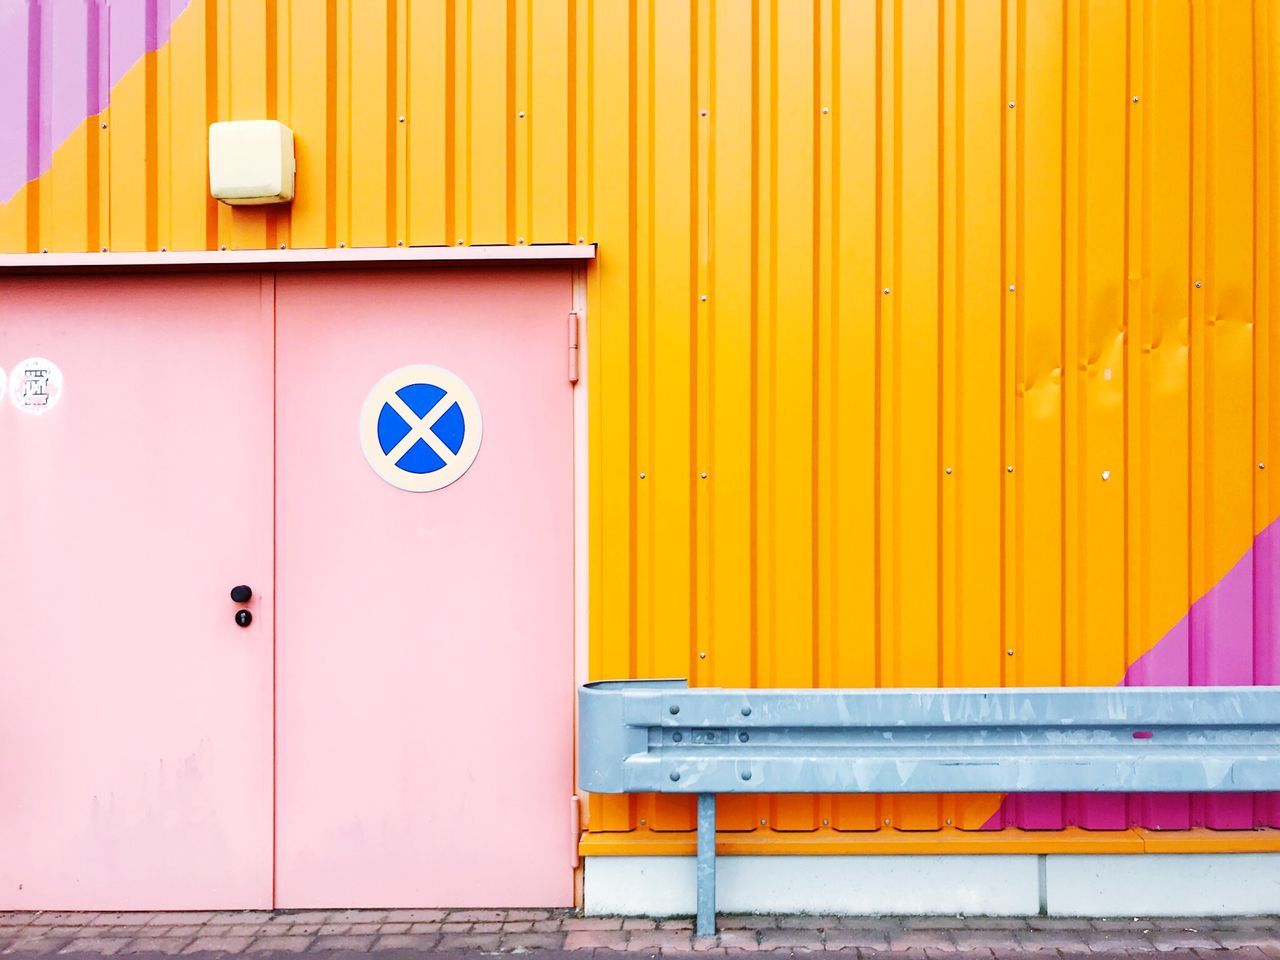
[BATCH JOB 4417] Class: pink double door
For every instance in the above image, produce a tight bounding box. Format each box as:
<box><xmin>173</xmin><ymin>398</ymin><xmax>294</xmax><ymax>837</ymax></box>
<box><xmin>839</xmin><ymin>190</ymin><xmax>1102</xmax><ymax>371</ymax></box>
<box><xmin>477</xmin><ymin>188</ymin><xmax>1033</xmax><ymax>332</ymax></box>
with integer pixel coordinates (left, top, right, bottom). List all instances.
<box><xmin>0</xmin><ymin>267</ymin><xmax>575</xmax><ymax>909</ymax></box>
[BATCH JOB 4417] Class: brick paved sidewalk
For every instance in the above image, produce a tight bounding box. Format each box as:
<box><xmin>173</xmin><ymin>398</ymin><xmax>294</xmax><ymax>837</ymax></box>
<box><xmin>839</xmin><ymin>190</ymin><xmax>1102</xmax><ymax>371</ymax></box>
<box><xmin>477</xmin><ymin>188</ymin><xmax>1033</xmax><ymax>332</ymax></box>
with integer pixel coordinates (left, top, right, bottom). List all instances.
<box><xmin>1</xmin><ymin>910</ymin><xmax>1277</xmax><ymax>957</ymax></box>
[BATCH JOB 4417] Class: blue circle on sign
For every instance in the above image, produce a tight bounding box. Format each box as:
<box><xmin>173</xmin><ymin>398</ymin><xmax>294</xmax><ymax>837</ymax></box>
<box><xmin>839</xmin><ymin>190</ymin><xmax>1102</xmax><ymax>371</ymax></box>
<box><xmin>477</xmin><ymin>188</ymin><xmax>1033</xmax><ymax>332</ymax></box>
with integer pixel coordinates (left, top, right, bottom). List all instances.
<box><xmin>376</xmin><ymin>382</ymin><xmax>466</xmax><ymax>474</ymax></box>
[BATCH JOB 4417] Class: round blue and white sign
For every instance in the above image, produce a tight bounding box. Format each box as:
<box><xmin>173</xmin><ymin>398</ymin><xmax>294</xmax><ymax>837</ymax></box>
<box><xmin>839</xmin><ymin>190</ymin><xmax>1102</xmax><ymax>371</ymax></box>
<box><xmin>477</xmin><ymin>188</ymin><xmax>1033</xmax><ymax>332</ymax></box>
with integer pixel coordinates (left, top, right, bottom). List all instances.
<box><xmin>359</xmin><ymin>364</ymin><xmax>483</xmax><ymax>492</ymax></box>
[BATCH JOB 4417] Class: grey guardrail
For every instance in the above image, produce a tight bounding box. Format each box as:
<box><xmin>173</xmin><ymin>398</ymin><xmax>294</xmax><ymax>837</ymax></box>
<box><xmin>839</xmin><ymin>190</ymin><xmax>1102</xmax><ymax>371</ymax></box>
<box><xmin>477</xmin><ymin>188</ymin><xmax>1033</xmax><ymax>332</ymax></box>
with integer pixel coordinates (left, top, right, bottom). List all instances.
<box><xmin>578</xmin><ymin>680</ymin><xmax>1280</xmax><ymax>937</ymax></box>
<box><xmin>579</xmin><ymin>680</ymin><xmax>1280</xmax><ymax>795</ymax></box>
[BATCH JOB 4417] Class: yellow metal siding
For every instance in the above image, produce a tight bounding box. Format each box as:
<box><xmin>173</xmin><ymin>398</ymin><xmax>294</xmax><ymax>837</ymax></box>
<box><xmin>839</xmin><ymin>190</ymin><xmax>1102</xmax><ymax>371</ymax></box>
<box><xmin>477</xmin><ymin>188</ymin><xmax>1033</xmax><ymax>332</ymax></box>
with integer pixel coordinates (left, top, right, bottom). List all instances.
<box><xmin>4</xmin><ymin>0</ymin><xmax>1280</xmax><ymax>844</ymax></box>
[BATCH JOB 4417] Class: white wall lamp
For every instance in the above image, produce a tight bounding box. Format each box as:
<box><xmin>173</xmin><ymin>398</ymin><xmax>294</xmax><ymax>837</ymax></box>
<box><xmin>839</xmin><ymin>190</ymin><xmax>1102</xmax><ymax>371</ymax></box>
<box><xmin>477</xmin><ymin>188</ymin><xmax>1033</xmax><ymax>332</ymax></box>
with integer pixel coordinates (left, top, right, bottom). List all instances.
<box><xmin>208</xmin><ymin>120</ymin><xmax>296</xmax><ymax>205</ymax></box>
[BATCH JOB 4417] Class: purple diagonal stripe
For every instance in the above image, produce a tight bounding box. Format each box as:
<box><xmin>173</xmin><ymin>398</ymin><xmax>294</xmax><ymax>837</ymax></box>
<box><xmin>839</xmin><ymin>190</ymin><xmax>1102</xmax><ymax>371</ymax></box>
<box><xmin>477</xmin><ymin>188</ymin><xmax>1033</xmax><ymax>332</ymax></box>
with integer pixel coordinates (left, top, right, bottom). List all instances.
<box><xmin>1</xmin><ymin>0</ymin><xmax>192</xmax><ymax>205</ymax></box>
<box><xmin>982</xmin><ymin>518</ymin><xmax>1280</xmax><ymax>831</ymax></box>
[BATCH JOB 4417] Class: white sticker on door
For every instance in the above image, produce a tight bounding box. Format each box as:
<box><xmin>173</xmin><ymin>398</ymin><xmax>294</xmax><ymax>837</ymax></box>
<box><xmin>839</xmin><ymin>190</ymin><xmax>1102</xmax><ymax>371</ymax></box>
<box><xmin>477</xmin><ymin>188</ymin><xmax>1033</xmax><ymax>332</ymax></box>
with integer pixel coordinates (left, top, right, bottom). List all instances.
<box><xmin>9</xmin><ymin>358</ymin><xmax>63</xmax><ymax>415</ymax></box>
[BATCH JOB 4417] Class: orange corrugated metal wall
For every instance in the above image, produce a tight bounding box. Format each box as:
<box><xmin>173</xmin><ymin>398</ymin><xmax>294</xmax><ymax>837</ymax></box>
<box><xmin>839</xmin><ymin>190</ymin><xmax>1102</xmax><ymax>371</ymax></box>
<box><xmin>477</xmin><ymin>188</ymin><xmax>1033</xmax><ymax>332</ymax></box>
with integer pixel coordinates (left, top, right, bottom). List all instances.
<box><xmin>3</xmin><ymin>0</ymin><xmax>1280</xmax><ymax>853</ymax></box>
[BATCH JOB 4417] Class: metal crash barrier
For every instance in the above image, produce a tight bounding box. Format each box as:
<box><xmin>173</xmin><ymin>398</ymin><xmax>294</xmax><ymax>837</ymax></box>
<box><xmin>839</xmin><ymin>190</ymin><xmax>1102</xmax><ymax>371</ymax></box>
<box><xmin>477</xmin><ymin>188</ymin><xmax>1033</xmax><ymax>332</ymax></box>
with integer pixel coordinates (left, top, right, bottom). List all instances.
<box><xmin>578</xmin><ymin>680</ymin><xmax>1280</xmax><ymax>936</ymax></box>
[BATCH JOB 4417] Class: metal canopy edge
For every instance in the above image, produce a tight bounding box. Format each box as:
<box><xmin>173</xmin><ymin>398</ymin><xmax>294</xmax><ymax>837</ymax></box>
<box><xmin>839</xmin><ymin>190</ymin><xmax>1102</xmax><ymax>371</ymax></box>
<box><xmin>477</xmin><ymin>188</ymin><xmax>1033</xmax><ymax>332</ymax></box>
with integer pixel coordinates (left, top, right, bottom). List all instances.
<box><xmin>0</xmin><ymin>243</ymin><xmax>595</xmax><ymax>274</ymax></box>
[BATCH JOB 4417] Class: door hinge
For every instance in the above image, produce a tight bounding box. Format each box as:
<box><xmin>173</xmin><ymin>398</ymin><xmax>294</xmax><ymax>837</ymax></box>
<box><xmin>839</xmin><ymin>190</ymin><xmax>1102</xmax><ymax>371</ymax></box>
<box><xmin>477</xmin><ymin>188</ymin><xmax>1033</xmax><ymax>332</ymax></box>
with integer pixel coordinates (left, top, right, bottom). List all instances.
<box><xmin>567</xmin><ymin>311</ymin><xmax>580</xmax><ymax>384</ymax></box>
<box><xmin>570</xmin><ymin>794</ymin><xmax>582</xmax><ymax>868</ymax></box>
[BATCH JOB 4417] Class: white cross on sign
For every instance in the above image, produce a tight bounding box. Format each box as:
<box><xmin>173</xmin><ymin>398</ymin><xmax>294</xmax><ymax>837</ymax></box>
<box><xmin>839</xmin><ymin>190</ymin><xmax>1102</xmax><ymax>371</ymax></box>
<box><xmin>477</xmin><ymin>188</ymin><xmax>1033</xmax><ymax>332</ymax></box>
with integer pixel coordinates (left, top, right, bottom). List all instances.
<box><xmin>359</xmin><ymin>364</ymin><xmax>483</xmax><ymax>492</ymax></box>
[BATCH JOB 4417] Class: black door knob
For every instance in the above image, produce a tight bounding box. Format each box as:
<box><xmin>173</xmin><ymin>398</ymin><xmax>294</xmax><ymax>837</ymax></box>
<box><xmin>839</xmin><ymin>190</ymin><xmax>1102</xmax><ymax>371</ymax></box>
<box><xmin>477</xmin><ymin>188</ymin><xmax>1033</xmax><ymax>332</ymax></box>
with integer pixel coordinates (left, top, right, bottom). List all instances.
<box><xmin>230</xmin><ymin>585</ymin><xmax>253</xmax><ymax>603</ymax></box>
<box><xmin>235</xmin><ymin>609</ymin><xmax>253</xmax><ymax>628</ymax></box>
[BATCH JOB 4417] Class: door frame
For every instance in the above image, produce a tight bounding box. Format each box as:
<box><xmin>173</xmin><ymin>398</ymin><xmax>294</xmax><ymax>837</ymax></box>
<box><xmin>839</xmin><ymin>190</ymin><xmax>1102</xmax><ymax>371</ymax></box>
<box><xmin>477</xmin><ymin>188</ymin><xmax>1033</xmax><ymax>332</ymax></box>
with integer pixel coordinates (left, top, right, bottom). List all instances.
<box><xmin>0</xmin><ymin>244</ymin><xmax>596</xmax><ymax>909</ymax></box>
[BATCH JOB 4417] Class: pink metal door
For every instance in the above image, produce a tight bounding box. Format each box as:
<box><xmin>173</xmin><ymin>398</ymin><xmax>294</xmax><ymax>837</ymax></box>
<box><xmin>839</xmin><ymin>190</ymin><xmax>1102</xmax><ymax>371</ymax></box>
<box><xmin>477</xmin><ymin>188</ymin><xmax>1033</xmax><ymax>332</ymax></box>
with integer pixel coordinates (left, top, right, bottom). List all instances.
<box><xmin>274</xmin><ymin>267</ymin><xmax>575</xmax><ymax>907</ymax></box>
<box><xmin>0</xmin><ymin>274</ymin><xmax>275</xmax><ymax>910</ymax></box>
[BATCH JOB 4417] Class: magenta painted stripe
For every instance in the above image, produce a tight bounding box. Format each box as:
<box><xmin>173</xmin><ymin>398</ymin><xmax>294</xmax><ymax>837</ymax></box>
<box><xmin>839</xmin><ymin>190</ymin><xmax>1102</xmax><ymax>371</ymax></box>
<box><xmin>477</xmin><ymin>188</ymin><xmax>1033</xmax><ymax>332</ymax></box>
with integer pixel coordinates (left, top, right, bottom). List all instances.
<box><xmin>982</xmin><ymin>519</ymin><xmax>1280</xmax><ymax>831</ymax></box>
<box><xmin>0</xmin><ymin>0</ymin><xmax>192</xmax><ymax>204</ymax></box>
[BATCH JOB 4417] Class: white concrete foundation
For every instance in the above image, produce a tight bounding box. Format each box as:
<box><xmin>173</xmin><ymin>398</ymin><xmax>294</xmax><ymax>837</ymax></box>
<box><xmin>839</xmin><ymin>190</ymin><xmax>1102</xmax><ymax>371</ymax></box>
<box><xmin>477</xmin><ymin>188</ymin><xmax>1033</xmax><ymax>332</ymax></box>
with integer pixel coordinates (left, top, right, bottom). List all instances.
<box><xmin>1046</xmin><ymin>854</ymin><xmax>1280</xmax><ymax>916</ymax></box>
<box><xmin>584</xmin><ymin>854</ymin><xmax>1280</xmax><ymax>917</ymax></box>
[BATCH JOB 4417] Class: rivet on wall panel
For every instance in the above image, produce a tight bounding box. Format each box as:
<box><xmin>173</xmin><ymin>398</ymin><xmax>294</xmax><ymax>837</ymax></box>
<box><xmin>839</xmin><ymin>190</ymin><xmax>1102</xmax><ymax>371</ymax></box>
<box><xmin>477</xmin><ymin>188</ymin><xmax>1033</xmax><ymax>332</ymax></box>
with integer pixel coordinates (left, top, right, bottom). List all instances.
<box><xmin>639</xmin><ymin>472</ymin><xmax>647</xmax><ymax>479</ymax></box>
<box><xmin>279</xmin><ymin>243</ymin><xmax>286</xmax><ymax>250</ymax></box>
<box><xmin>219</xmin><ymin>245</ymin><xmax>227</xmax><ymax>251</ymax></box>
<box><xmin>882</xmin><ymin>287</ymin><xmax>891</xmax><ymax>295</ymax></box>
<box><xmin>397</xmin><ymin>240</ymin><xmax>404</xmax><ymax>246</ymax></box>
<box><xmin>338</xmin><ymin>242</ymin><xmax>345</xmax><ymax>248</ymax></box>
<box><xmin>699</xmin><ymin>109</ymin><xmax>708</xmax><ymax>117</ymax></box>
<box><xmin>1006</xmin><ymin>465</ymin><xmax>1014</xmax><ymax>473</ymax></box>
<box><xmin>700</xmin><ymin>472</ymin><xmax>708</xmax><ymax>479</ymax></box>
<box><xmin>518</xmin><ymin>111</ymin><xmax>525</xmax><ymax>119</ymax></box>
<box><xmin>1008</xmin><ymin>284</ymin><xmax>1016</xmax><ymax>292</ymax></box>
<box><xmin>1131</xmin><ymin>96</ymin><xmax>1140</xmax><ymax>104</ymax></box>
<box><xmin>1007</xmin><ymin>649</ymin><xmax>1014</xmax><ymax>656</ymax></box>
<box><xmin>398</xmin><ymin>115</ymin><xmax>406</xmax><ymax>123</ymax></box>
<box><xmin>1195</xmin><ymin>281</ymin><xmax>1203</xmax><ymax>288</ymax></box>
<box><xmin>517</xmin><ymin>237</ymin><xmax>525</xmax><ymax>244</ymax></box>
<box><xmin>700</xmin><ymin>295</ymin><xmax>708</xmax><ymax>302</ymax></box>
<box><xmin>1008</xmin><ymin>101</ymin><xmax>1015</xmax><ymax>109</ymax></box>
<box><xmin>100</xmin><ymin>121</ymin><xmax>108</xmax><ymax>129</ymax></box>
<box><xmin>944</xmin><ymin>467</ymin><xmax>953</xmax><ymax>475</ymax></box>
<box><xmin>578</xmin><ymin>236</ymin><xmax>585</xmax><ymax>243</ymax></box>
<box><xmin>1101</xmin><ymin>470</ymin><xmax>1111</xmax><ymax>481</ymax></box>
<box><xmin>821</xmin><ymin>106</ymin><xmax>830</xmax><ymax>115</ymax></box>
<box><xmin>1260</xmin><ymin>463</ymin><xmax>1267</xmax><ymax>470</ymax></box>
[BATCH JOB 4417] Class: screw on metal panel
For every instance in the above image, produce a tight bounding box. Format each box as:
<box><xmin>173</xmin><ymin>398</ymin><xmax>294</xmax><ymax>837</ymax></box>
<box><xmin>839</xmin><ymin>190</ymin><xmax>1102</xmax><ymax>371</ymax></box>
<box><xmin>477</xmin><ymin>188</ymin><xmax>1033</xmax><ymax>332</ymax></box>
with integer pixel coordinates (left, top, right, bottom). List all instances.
<box><xmin>673</xmin><ymin>731</ymin><xmax>683</xmax><ymax>742</ymax></box>
<box><xmin>1008</xmin><ymin>101</ymin><xmax>1015</xmax><ymax>109</ymax></box>
<box><xmin>219</xmin><ymin>244</ymin><xmax>227</xmax><ymax>251</ymax></box>
<box><xmin>700</xmin><ymin>472</ymin><xmax>708</xmax><ymax>479</ymax></box>
<box><xmin>945</xmin><ymin>818</ymin><xmax>953</xmax><ymax>825</ymax></box>
<box><xmin>1260</xmin><ymin>462</ymin><xmax>1267</xmax><ymax>469</ymax></box>
<box><xmin>101</xmin><ymin>246</ymin><xmax>108</xmax><ymax>252</ymax></box>
<box><xmin>1007</xmin><ymin>649</ymin><xmax>1015</xmax><ymax>656</ymax></box>
<box><xmin>945</xmin><ymin>466</ymin><xmax>953</xmax><ymax>475</ymax></box>
<box><xmin>699</xmin><ymin>651</ymin><xmax>706</xmax><ymax>659</ymax></box>
<box><xmin>100</xmin><ymin>121</ymin><xmax>108</xmax><ymax>129</ymax></box>
<box><xmin>741</xmin><ymin>771</ymin><xmax>752</xmax><ymax>781</ymax></box>
<box><xmin>640</xmin><ymin>818</ymin><xmax>647</xmax><ymax>825</ymax></box>
<box><xmin>398</xmin><ymin>115</ymin><xmax>406</xmax><ymax>123</ymax></box>
<box><xmin>578</xmin><ymin>236</ymin><xmax>586</xmax><ymax>243</ymax></box>
<box><xmin>760</xmin><ymin>819</ymin><xmax>767</xmax><ymax>825</ymax></box>
<box><xmin>396</xmin><ymin>240</ymin><xmax>404</xmax><ymax>246</ymax></box>
<box><xmin>1195</xmin><ymin>281</ymin><xmax>1203</xmax><ymax>288</ymax></box>
<box><xmin>1132</xmin><ymin>96</ymin><xmax>1140</xmax><ymax>103</ymax></box>
<box><xmin>822</xmin><ymin>106</ymin><xmax>830</xmax><ymax>115</ymax></box>
<box><xmin>884</xmin><ymin>818</ymin><xmax>892</xmax><ymax>825</ymax></box>
<box><xmin>741</xmin><ymin>706</ymin><xmax>752</xmax><ymax>716</ymax></box>
<box><xmin>457</xmin><ymin>238</ymin><xmax>465</xmax><ymax>245</ymax></box>
<box><xmin>823</xmin><ymin>818</ymin><xmax>830</xmax><ymax>825</ymax></box>
<box><xmin>518</xmin><ymin>111</ymin><xmax>525</xmax><ymax>119</ymax></box>
<box><xmin>339</xmin><ymin>241</ymin><xmax>346</xmax><ymax>248</ymax></box>
<box><xmin>640</xmin><ymin>472</ymin><xmax>647</xmax><ymax>479</ymax></box>
<box><xmin>883</xmin><ymin>287</ymin><xmax>891</xmax><ymax>295</ymax></box>
<box><xmin>739</xmin><ymin>732</ymin><xmax>749</xmax><ymax>742</ymax></box>
<box><xmin>670</xmin><ymin>771</ymin><xmax>681</xmax><ymax>781</ymax></box>
<box><xmin>669</xmin><ymin>705</ymin><xmax>680</xmax><ymax>715</ymax></box>
<box><xmin>1008</xmin><ymin>284</ymin><xmax>1016</xmax><ymax>292</ymax></box>
<box><xmin>40</xmin><ymin>248</ymin><xmax>47</xmax><ymax>253</ymax></box>
<box><xmin>1101</xmin><ymin>470</ymin><xmax>1111</xmax><ymax>481</ymax></box>
<box><xmin>1007</xmin><ymin>464</ymin><xmax>1014</xmax><ymax>473</ymax></box>
<box><xmin>517</xmin><ymin>237</ymin><xmax>525</xmax><ymax>244</ymax></box>
<box><xmin>700</xmin><ymin>294</ymin><xmax>708</xmax><ymax>302</ymax></box>
<box><xmin>700</xmin><ymin>109</ymin><xmax>708</xmax><ymax>117</ymax></box>
<box><xmin>280</xmin><ymin>243</ymin><xmax>286</xmax><ymax>250</ymax></box>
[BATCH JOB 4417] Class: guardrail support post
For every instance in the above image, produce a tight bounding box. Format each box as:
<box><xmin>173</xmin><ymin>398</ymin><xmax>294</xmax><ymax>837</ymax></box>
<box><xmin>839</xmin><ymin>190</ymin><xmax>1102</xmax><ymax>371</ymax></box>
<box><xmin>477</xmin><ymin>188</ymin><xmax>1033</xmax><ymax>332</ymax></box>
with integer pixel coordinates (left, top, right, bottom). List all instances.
<box><xmin>696</xmin><ymin>793</ymin><xmax>717</xmax><ymax>937</ymax></box>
